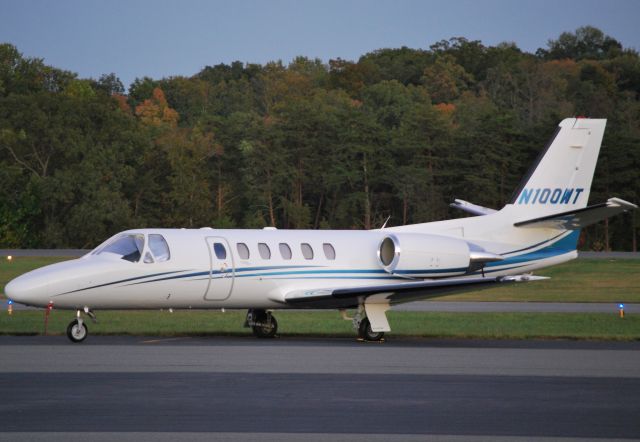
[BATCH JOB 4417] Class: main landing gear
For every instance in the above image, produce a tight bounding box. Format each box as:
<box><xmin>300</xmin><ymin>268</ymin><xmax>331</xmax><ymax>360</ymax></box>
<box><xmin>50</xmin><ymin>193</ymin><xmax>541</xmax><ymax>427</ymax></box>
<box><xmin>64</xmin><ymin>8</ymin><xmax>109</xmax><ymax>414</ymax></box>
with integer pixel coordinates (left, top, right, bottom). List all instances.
<box><xmin>357</xmin><ymin>317</ymin><xmax>385</xmax><ymax>342</ymax></box>
<box><xmin>342</xmin><ymin>305</ymin><xmax>386</xmax><ymax>342</ymax></box>
<box><xmin>245</xmin><ymin>309</ymin><xmax>278</xmax><ymax>338</ymax></box>
<box><xmin>66</xmin><ymin>308</ymin><xmax>97</xmax><ymax>343</ymax></box>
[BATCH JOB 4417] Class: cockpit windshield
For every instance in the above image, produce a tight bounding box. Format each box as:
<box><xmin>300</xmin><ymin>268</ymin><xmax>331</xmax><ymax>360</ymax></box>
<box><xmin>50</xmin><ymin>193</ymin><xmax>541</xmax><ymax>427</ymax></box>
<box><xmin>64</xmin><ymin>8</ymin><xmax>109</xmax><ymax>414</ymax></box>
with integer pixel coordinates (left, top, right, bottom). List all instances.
<box><xmin>96</xmin><ymin>234</ymin><xmax>145</xmax><ymax>262</ymax></box>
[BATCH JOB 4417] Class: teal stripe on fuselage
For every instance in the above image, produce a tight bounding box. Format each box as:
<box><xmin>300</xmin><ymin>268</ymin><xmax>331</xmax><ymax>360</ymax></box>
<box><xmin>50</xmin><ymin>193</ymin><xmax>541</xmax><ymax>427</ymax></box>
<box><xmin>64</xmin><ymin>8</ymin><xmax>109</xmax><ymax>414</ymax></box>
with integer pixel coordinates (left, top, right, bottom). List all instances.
<box><xmin>501</xmin><ymin>231</ymin><xmax>566</xmax><ymax>256</ymax></box>
<box><xmin>486</xmin><ymin>230</ymin><xmax>579</xmax><ymax>268</ymax></box>
<box><xmin>115</xmin><ymin>231</ymin><xmax>581</xmax><ymax>287</ymax></box>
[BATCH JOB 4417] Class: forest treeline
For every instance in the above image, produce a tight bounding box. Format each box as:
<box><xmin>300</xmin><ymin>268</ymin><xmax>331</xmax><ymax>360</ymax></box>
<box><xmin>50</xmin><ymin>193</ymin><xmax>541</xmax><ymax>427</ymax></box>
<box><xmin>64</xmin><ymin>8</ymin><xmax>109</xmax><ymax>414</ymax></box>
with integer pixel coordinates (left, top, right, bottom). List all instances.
<box><xmin>1</xmin><ymin>26</ymin><xmax>638</xmax><ymax>250</ymax></box>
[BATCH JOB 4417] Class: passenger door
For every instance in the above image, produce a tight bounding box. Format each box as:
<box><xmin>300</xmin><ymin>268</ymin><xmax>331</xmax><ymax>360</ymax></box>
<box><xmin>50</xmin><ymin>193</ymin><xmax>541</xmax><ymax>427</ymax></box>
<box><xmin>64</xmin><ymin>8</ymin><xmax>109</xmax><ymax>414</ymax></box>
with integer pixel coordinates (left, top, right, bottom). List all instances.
<box><xmin>204</xmin><ymin>237</ymin><xmax>234</xmax><ymax>301</ymax></box>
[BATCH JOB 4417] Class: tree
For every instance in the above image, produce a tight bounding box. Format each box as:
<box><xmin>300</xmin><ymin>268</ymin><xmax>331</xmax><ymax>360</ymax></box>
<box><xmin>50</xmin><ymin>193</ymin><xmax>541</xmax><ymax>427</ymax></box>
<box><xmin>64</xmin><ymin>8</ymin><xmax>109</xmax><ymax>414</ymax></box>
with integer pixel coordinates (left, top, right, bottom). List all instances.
<box><xmin>135</xmin><ymin>87</ymin><xmax>179</xmax><ymax>127</ymax></box>
<box><xmin>358</xmin><ymin>47</ymin><xmax>430</xmax><ymax>85</ymax></box>
<box><xmin>128</xmin><ymin>76</ymin><xmax>158</xmax><ymax>107</ymax></box>
<box><xmin>96</xmin><ymin>73</ymin><xmax>125</xmax><ymax>95</ymax></box>
<box><xmin>540</xmin><ymin>26</ymin><xmax>623</xmax><ymax>61</ymax></box>
<box><xmin>422</xmin><ymin>55</ymin><xmax>474</xmax><ymax>103</ymax></box>
<box><xmin>156</xmin><ymin>127</ymin><xmax>216</xmax><ymax>227</ymax></box>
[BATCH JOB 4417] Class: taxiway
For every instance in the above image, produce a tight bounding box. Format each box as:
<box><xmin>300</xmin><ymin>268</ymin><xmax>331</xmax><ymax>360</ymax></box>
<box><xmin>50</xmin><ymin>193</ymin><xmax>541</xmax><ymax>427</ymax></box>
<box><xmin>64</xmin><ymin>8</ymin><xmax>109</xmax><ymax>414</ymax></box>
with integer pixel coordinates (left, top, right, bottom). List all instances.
<box><xmin>0</xmin><ymin>336</ymin><xmax>638</xmax><ymax>441</ymax></box>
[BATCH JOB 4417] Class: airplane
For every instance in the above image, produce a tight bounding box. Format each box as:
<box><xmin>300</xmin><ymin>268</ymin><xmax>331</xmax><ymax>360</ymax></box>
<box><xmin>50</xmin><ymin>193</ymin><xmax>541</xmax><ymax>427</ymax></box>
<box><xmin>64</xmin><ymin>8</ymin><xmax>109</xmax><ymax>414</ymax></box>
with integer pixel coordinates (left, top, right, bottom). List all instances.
<box><xmin>4</xmin><ymin>117</ymin><xmax>637</xmax><ymax>343</ymax></box>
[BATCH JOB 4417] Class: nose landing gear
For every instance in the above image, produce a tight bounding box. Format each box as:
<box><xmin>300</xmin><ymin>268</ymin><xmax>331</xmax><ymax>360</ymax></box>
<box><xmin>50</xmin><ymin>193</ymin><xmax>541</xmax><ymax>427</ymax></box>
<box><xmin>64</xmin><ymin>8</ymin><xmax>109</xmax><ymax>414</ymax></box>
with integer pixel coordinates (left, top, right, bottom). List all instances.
<box><xmin>66</xmin><ymin>308</ymin><xmax>97</xmax><ymax>343</ymax></box>
<box><xmin>67</xmin><ymin>318</ymin><xmax>87</xmax><ymax>343</ymax></box>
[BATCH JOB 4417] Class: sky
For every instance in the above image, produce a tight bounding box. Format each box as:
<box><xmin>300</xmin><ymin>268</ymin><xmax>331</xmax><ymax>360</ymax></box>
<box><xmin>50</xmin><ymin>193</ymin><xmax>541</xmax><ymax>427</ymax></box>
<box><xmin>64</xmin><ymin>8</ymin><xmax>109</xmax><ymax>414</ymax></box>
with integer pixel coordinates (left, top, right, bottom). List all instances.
<box><xmin>1</xmin><ymin>0</ymin><xmax>639</xmax><ymax>89</ymax></box>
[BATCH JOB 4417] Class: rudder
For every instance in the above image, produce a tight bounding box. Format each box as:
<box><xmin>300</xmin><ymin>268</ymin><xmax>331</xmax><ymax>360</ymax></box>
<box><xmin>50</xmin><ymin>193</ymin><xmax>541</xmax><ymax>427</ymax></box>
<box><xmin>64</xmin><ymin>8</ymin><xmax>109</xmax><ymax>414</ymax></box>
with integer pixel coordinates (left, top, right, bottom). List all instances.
<box><xmin>507</xmin><ymin>117</ymin><xmax>606</xmax><ymax>221</ymax></box>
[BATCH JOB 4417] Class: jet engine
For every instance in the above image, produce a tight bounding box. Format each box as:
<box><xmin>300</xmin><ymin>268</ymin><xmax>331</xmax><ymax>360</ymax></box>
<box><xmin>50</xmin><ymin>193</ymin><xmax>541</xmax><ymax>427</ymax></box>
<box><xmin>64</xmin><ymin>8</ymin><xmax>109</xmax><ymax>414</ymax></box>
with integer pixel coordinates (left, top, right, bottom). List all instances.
<box><xmin>376</xmin><ymin>233</ymin><xmax>502</xmax><ymax>277</ymax></box>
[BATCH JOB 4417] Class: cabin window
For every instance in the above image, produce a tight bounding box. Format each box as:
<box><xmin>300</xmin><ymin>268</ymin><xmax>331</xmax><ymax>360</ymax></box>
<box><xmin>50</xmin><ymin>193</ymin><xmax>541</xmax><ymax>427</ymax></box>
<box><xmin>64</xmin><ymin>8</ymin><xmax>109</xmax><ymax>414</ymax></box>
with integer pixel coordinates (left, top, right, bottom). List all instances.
<box><xmin>149</xmin><ymin>234</ymin><xmax>171</xmax><ymax>262</ymax></box>
<box><xmin>279</xmin><ymin>243</ymin><xmax>292</xmax><ymax>260</ymax></box>
<box><xmin>301</xmin><ymin>243</ymin><xmax>314</xmax><ymax>260</ymax></box>
<box><xmin>97</xmin><ymin>234</ymin><xmax>145</xmax><ymax>263</ymax></box>
<box><xmin>213</xmin><ymin>242</ymin><xmax>227</xmax><ymax>260</ymax></box>
<box><xmin>258</xmin><ymin>243</ymin><xmax>271</xmax><ymax>259</ymax></box>
<box><xmin>237</xmin><ymin>243</ymin><xmax>250</xmax><ymax>260</ymax></box>
<box><xmin>323</xmin><ymin>243</ymin><xmax>336</xmax><ymax>260</ymax></box>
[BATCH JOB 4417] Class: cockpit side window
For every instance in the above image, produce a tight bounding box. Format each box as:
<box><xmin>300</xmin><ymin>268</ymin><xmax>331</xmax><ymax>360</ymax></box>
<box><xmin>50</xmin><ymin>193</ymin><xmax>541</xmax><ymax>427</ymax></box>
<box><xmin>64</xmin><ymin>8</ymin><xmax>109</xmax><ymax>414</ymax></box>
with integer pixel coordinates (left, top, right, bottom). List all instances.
<box><xmin>149</xmin><ymin>234</ymin><xmax>171</xmax><ymax>262</ymax></box>
<box><xmin>97</xmin><ymin>234</ymin><xmax>145</xmax><ymax>263</ymax></box>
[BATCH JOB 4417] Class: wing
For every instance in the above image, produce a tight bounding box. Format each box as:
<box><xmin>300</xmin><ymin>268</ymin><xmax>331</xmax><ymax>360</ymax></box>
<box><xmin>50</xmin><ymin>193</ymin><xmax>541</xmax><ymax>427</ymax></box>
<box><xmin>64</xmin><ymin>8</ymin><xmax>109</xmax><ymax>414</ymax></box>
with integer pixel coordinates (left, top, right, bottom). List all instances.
<box><xmin>514</xmin><ymin>197</ymin><xmax>637</xmax><ymax>230</ymax></box>
<box><xmin>281</xmin><ymin>274</ymin><xmax>546</xmax><ymax>309</ymax></box>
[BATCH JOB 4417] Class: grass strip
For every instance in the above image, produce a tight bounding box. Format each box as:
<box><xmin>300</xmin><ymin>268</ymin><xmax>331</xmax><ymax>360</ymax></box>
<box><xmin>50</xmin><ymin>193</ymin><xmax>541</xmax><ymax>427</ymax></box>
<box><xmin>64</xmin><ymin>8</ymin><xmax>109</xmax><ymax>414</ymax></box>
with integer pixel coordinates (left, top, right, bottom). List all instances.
<box><xmin>0</xmin><ymin>310</ymin><xmax>638</xmax><ymax>341</ymax></box>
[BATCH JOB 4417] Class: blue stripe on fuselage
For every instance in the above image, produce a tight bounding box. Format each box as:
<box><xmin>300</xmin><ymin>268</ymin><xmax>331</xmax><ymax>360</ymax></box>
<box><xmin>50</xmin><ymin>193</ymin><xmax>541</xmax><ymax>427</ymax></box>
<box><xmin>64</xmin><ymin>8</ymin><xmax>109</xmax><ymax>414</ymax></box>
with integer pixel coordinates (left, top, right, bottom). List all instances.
<box><xmin>486</xmin><ymin>230</ymin><xmax>580</xmax><ymax>268</ymax></box>
<box><xmin>64</xmin><ymin>231</ymin><xmax>581</xmax><ymax>293</ymax></box>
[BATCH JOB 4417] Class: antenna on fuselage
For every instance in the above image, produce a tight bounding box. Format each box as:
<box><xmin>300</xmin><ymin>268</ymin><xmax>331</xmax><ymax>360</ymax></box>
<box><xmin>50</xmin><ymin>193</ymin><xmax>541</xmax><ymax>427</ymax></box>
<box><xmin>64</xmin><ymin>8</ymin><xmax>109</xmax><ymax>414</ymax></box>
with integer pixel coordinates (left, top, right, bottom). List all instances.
<box><xmin>380</xmin><ymin>215</ymin><xmax>391</xmax><ymax>230</ymax></box>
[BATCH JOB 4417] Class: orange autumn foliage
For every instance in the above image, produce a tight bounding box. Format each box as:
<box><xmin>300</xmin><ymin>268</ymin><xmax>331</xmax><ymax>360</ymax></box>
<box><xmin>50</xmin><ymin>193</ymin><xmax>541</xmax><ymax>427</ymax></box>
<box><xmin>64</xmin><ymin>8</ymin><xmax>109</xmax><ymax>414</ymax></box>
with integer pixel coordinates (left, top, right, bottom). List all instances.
<box><xmin>435</xmin><ymin>102</ymin><xmax>456</xmax><ymax>115</ymax></box>
<box><xmin>112</xmin><ymin>94</ymin><xmax>131</xmax><ymax>114</ymax></box>
<box><xmin>135</xmin><ymin>87</ymin><xmax>179</xmax><ymax>127</ymax></box>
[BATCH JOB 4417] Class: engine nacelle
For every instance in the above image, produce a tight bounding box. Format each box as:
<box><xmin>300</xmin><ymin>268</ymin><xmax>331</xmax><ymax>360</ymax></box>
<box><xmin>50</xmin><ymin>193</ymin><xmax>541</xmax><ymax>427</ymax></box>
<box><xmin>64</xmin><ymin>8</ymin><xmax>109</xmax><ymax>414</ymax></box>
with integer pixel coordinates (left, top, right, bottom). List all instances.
<box><xmin>377</xmin><ymin>233</ymin><xmax>472</xmax><ymax>277</ymax></box>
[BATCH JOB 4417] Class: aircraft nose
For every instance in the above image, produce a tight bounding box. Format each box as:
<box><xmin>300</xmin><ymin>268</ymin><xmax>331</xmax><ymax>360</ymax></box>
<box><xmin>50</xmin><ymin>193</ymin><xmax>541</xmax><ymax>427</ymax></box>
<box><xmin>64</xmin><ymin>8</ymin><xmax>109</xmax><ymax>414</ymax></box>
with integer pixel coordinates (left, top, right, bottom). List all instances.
<box><xmin>4</xmin><ymin>275</ymin><xmax>43</xmax><ymax>307</ymax></box>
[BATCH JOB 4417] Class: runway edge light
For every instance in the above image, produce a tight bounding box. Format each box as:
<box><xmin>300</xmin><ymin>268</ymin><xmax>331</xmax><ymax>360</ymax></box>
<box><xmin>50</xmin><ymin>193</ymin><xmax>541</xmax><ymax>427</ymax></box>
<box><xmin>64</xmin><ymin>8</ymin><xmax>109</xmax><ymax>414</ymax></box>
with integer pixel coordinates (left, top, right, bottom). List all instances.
<box><xmin>7</xmin><ymin>299</ymin><xmax>13</xmax><ymax>316</ymax></box>
<box><xmin>618</xmin><ymin>303</ymin><xmax>625</xmax><ymax>319</ymax></box>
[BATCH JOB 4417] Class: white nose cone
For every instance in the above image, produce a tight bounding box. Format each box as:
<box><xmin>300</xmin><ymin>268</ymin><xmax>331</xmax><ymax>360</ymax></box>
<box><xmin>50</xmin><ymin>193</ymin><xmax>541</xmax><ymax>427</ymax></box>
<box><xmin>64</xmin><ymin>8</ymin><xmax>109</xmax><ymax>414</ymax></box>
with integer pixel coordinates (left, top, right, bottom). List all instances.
<box><xmin>4</xmin><ymin>273</ymin><xmax>50</xmax><ymax>307</ymax></box>
<box><xmin>4</xmin><ymin>277</ymin><xmax>29</xmax><ymax>305</ymax></box>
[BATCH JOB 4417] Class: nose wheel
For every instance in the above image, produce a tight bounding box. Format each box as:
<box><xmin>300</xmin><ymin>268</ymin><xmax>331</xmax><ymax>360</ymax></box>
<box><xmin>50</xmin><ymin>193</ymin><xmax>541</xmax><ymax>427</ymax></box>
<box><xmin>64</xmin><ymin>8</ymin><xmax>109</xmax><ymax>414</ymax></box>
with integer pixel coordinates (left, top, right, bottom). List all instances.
<box><xmin>66</xmin><ymin>308</ymin><xmax>96</xmax><ymax>343</ymax></box>
<box><xmin>67</xmin><ymin>319</ymin><xmax>88</xmax><ymax>343</ymax></box>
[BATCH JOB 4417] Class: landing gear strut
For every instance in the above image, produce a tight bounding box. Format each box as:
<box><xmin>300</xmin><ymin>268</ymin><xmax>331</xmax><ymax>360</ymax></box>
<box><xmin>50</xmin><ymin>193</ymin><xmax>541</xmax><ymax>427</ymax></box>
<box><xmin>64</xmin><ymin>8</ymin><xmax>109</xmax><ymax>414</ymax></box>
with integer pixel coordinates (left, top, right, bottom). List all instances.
<box><xmin>347</xmin><ymin>305</ymin><xmax>385</xmax><ymax>342</ymax></box>
<box><xmin>245</xmin><ymin>309</ymin><xmax>278</xmax><ymax>338</ymax></box>
<box><xmin>66</xmin><ymin>308</ymin><xmax>97</xmax><ymax>343</ymax></box>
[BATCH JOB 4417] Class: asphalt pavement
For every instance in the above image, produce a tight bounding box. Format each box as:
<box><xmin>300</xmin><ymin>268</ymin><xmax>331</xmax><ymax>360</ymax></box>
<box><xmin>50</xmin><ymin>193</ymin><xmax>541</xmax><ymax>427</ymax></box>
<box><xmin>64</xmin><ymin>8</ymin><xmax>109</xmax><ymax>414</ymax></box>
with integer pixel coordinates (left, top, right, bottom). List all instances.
<box><xmin>0</xmin><ymin>336</ymin><xmax>638</xmax><ymax>441</ymax></box>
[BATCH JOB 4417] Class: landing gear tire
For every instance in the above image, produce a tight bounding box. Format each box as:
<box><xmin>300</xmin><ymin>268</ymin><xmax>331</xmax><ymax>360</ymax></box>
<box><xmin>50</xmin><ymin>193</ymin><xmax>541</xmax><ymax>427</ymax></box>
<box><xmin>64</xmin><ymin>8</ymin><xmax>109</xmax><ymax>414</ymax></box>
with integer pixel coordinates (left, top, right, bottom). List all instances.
<box><xmin>252</xmin><ymin>315</ymin><xmax>278</xmax><ymax>338</ymax></box>
<box><xmin>358</xmin><ymin>317</ymin><xmax>384</xmax><ymax>342</ymax></box>
<box><xmin>66</xmin><ymin>319</ymin><xmax>88</xmax><ymax>343</ymax></box>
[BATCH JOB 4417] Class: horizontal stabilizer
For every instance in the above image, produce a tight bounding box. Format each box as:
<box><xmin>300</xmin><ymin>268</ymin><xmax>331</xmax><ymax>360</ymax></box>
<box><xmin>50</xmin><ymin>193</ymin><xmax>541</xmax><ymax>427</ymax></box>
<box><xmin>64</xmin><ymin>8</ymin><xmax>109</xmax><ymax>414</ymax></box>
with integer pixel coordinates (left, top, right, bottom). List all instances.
<box><xmin>514</xmin><ymin>197</ymin><xmax>637</xmax><ymax>230</ymax></box>
<box><xmin>450</xmin><ymin>199</ymin><xmax>497</xmax><ymax>216</ymax></box>
<box><xmin>283</xmin><ymin>274</ymin><xmax>546</xmax><ymax>309</ymax></box>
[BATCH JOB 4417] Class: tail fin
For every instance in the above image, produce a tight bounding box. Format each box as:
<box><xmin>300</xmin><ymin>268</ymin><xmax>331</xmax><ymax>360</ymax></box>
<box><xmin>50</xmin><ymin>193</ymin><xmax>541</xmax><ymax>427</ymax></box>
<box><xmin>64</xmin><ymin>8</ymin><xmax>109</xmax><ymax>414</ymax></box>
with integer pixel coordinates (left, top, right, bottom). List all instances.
<box><xmin>507</xmin><ymin>118</ymin><xmax>606</xmax><ymax>221</ymax></box>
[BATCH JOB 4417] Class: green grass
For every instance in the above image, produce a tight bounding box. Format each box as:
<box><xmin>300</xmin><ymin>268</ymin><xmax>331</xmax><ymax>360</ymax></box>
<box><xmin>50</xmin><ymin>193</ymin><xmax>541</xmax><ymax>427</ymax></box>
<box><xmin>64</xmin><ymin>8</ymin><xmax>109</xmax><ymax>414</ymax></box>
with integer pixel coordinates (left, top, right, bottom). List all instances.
<box><xmin>443</xmin><ymin>259</ymin><xmax>640</xmax><ymax>302</ymax></box>
<box><xmin>0</xmin><ymin>310</ymin><xmax>638</xmax><ymax>340</ymax></box>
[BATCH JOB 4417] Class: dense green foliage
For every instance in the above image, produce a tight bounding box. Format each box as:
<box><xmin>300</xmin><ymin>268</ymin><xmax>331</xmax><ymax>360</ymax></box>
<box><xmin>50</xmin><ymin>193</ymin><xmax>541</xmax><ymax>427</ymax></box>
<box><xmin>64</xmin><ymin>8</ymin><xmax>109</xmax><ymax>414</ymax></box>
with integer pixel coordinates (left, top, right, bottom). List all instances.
<box><xmin>1</xmin><ymin>26</ymin><xmax>638</xmax><ymax>249</ymax></box>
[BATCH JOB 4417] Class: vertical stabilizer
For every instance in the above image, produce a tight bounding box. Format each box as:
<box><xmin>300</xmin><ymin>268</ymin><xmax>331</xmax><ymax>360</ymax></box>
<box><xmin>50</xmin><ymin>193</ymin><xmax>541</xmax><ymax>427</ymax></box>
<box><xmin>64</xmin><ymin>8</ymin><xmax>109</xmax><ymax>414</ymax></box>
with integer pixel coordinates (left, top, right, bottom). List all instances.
<box><xmin>507</xmin><ymin>118</ymin><xmax>606</xmax><ymax>221</ymax></box>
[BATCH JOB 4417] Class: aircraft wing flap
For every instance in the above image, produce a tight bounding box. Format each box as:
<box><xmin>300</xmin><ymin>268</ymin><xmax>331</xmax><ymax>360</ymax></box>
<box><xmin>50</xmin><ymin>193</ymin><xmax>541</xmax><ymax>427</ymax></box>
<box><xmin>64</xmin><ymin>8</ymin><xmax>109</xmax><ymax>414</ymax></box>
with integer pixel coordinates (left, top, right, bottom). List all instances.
<box><xmin>283</xmin><ymin>275</ymin><xmax>545</xmax><ymax>308</ymax></box>
<box><xmin>514</xmin><ymin>197</ymin><xmax>637</xmax><ymax>230</ymax></box>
